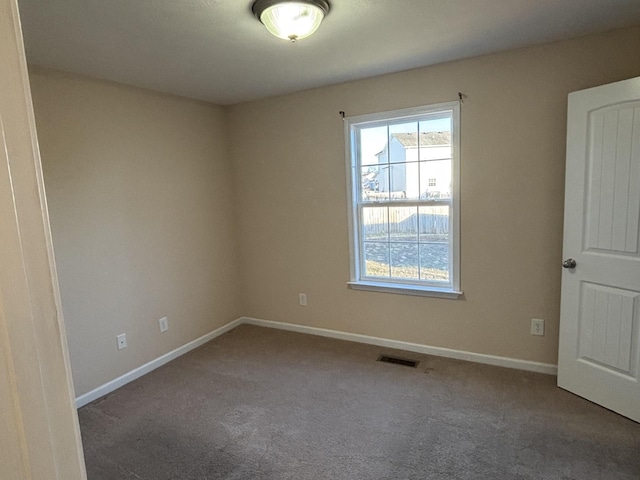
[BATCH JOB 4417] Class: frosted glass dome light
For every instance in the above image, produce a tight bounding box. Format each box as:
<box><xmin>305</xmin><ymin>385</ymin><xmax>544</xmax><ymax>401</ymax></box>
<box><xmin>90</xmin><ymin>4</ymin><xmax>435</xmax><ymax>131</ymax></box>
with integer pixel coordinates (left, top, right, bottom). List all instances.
<box><xmin>252</xmin><ymin>0</ymin><xmax>330</xmax><ymax>42</ymax></box>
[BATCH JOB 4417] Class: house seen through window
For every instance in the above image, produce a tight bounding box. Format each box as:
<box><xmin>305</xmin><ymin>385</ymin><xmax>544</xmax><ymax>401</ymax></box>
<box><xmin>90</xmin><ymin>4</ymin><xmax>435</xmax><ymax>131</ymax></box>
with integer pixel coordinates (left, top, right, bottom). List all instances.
<box><xmin>345</xmin><ymin>102</ymin><xmax>461</xmax><ymax>297</ymax></box>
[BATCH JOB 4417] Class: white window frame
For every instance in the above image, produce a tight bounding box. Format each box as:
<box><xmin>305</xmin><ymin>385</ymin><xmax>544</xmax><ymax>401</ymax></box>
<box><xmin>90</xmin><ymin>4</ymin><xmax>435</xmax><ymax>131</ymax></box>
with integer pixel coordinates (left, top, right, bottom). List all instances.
<box><xmin>344</xmin><ymin>102</ymin><xmax>462</xmax><ymax>299</ymax></box>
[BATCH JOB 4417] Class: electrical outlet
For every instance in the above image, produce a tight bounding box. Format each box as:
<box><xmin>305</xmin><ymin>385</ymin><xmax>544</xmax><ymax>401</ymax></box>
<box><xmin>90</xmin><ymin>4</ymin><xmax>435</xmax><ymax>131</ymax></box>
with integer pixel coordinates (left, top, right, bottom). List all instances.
<box><xmin>531</xmin><ymin>318</ymin><xmax>545</xmax><ymax>336</ymax></box>
<box><xmin>299</xmin><ymin>293</ymin><xmax>307</xmax><ymax>306</ymax></box>
<box><xmin>159</xmin><ymin>316</ymin><xmax>169</xmax><ymax>333</ymax></box>
<box><xmin>117</xmin><ymin>333</ymin><xmax>127</xmax><ymax>350</ymax></box>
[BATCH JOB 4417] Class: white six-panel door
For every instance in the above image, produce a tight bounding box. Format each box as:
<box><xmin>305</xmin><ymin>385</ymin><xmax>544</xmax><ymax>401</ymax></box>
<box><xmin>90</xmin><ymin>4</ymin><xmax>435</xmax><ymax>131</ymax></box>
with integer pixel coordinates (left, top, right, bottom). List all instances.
<box><xmin>558</xmin><ymin>76</ymin><xmax>640</xmax><ymax>423</ymax></box>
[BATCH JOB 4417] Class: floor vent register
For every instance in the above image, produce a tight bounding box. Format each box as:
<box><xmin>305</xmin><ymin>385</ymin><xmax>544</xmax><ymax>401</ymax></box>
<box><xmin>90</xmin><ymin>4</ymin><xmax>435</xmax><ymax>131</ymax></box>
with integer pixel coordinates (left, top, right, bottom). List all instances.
<box><xmin>377</xmin><ymin>355</ymin><xmax>419</xmax><ymax>368</ymax></box>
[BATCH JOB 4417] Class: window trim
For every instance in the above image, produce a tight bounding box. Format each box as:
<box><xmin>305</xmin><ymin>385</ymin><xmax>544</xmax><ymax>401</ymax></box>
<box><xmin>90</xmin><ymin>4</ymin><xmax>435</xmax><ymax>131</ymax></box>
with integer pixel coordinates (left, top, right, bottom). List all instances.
<box><xmin>344</xmin><ymin>102</ymin><xmax>462</xmax><ymax>298</ymax></box>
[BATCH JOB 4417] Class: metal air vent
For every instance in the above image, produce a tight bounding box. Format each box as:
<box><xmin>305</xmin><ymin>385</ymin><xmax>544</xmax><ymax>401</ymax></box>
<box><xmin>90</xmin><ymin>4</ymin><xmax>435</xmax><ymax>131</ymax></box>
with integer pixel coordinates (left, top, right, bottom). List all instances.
<box><xmin>377</xmin><ymin>354</ymin><xmax>419</xmax><ymax>368</ymax></box>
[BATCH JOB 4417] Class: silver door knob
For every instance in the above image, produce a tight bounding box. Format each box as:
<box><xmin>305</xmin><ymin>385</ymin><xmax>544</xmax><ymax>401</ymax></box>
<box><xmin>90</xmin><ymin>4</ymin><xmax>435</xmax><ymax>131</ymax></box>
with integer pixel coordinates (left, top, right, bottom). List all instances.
<box><xmin>562</xmin><ymin>258</ymin><xmax>576</xmax><ymax>269</ymax></box>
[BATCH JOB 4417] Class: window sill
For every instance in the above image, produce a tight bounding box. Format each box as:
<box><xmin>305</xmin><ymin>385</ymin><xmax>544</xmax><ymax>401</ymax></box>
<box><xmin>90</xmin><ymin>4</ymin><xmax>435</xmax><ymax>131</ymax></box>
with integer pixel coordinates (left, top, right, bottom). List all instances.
<box><xmin>347</xmin><ymin>281</ymin><xmax>463</xmax><ymax>299</ymax></box>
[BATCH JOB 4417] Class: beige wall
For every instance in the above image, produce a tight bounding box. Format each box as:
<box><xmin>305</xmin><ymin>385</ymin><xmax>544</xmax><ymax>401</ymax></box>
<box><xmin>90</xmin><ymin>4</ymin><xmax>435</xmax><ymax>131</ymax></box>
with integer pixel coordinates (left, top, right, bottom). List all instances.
<box><xmin>27</xmin><ymin>25</ymin><xmax>640</xmax><ymax>398</ymax></box>
<box><xmin>29</xmin><ymin>69</ymin><xmax>241</xmax><ymax>396</ymax></box>
<box><xmin>229</xmin><ymin>26</ymin><xmax>640</xmax><ymax>365</ymax></box>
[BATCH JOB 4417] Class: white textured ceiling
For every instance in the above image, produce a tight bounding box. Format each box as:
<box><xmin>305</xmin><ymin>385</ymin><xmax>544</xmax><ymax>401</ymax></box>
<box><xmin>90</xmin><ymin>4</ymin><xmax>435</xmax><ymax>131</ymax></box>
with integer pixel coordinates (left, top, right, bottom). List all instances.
<box><xmin>17</xmin><ymin>0</ymin><xmax>640</xmax><ymax>105</ymax></box>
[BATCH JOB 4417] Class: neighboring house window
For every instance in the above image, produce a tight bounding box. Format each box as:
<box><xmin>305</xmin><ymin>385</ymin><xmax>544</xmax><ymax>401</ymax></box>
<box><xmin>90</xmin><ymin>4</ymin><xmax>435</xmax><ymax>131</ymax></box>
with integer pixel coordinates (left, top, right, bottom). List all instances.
<box><xmin>345</xmin><ymin>102</ymin><xmax>461</xmax><ymax>298</ymax></box>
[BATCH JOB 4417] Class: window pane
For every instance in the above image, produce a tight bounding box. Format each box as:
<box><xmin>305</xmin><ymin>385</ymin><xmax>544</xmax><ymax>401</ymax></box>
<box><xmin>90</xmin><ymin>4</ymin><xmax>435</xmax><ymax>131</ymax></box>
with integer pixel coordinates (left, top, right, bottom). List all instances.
<box><xmin>389</xmin><ymin>206</ymin><xmax>418</xmax><ymax>242</ymax></box>
<box><xmin>364</xmin><ymin>242</ymin><xmax>390</xmax><ymax>278</ymax></box>
<box><xmin>419</xmin><ymin>159</ymin><xmax>452</xmax><ymax>200</ymax></box>
<box><xmin>391</xmin><ymin>243</ymin><xmax>419</xmax><ymax>280</ymax></box>
<box><xmin>419</xmin><ymin>117</ymin><xmax>451</xmax><ymax>134</ymax></box>
<box><xmin>420</xmin><ymin>115</ymin><xmax>451</xmax><ymax>134</ymax></box>
<box><xmin>374</xmin><ymin>164</ymin><xmax>394</xmax><ymax>198</ymax></box>
<box><xmin>362</xmin><ymin>206</ymin><xmax>388</xmax><ymax>241</ymax></box>
<box><xmin>419</xmin><ymin>116</ymin><xmax>452</xmax><ymax>163</ymax></box>
<box><xmin>418</xmin><ymin>206</ymin><xmax>449</xmax><ymax>242</ymax></box>
<box><xmin>359</xmin><ymin>126</ymin><xmax>388</xmax><ymax>167</ymax></box>
<box><xmin>420</xmin><ymin>243</ymin><xmax>449</xmax><ymax>281</ymax></box>
<box><xmin>388</xmin><ymin>122</ymin><xmax>418</xmax><ymax>163</ymax></box>
<box><xmin>419</xmin><ymin>205</ymin><xmax>450</xmax><ymax>281</ymax></box>
<box><xmin>381</xmin><ymin>162</ymin><xmax>420</xmax><ymax>200</ymax></box>
<box><xmin>419</xmin><ymin>142</ymin><xmax>451</xmax><ymax>161</ymax></box>
<box><xmin>361</xmin><ymin>166</ymin><xmax>388</xmax><ymax>201</ymax></box>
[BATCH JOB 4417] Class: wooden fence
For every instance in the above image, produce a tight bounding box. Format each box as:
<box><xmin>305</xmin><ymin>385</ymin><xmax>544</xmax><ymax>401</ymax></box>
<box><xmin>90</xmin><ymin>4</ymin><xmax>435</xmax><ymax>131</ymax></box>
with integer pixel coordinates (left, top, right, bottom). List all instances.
<box><xmin>362</xmin><ymin>207</ymin><xmax>449</xmax><ymax>236</ymax></box>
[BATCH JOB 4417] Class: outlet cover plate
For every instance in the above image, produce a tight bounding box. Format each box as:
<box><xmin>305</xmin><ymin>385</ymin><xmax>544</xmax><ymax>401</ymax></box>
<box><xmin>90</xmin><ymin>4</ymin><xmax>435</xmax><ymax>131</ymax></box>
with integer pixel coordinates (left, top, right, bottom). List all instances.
<box><xmin>531</xmin><ymin>318</ymin><xmax>545</xmax><ymax>336</ymax></box>
<box><xmin>117</xmin><ymin>333</ymin><xmax>127</xmax><ymax>350</ymax></box>
<box><xmin>159</xmin><ymin>317</ymin><xmax>169</xmax><ymax>333</ymax></box>
<box><xmin>299</xmin><ymin>293</ymin><xmax>307</xmax><ymax>306</ymax></box>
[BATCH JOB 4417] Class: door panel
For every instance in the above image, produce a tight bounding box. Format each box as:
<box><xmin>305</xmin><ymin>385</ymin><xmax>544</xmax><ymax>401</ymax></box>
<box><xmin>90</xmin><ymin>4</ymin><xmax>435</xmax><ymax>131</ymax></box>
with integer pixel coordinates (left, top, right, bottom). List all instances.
<box><xmin>585</xmin><ymin>103</ymin><xmax>640</xmax><ymax>254</ymax></box>
<box><xmin>578</xmin><ymin>283</ymin><xmax>637</xmax><ymax>375</ymax></box>
<box><xmin>558</xmin><ymin>76</ymin><xmax>640</xmax><ymax>423</ymax></box>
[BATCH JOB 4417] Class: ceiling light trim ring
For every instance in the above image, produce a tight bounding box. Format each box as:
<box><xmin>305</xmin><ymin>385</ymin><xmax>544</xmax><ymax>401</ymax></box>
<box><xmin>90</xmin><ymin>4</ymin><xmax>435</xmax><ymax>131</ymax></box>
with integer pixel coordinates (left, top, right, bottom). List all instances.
<box><xmin>251</xmin><ymin>0</ymin><xmax>330</xmax><ymax>19</ymax></box>
<box><xmin>252</xmin><ymin>0</ymin><xmax>330</xmax><ymax>42</ymax></box>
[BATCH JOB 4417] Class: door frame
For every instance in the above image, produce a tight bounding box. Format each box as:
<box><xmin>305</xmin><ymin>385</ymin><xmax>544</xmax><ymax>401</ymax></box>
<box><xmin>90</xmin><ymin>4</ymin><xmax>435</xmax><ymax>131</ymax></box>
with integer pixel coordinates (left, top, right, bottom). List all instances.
<box><xmin>0</xmin><ymin>0</ymin><xmax>86</xmax><ymax>478</ymax></box>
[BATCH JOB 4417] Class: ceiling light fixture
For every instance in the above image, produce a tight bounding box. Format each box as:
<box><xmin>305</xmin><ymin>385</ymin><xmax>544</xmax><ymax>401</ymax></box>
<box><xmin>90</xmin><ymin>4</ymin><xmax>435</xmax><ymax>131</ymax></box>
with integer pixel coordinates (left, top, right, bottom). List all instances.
<box><xmin>252</xmin><ymin>0</ymin><xmax>330</xmax><ymax>42</ymax></box>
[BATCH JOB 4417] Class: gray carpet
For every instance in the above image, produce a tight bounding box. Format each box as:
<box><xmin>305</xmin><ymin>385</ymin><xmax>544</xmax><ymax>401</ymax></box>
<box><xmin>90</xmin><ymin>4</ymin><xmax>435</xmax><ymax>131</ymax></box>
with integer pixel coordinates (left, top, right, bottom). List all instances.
<box><xmin>78</xmin><ymin>324</ymin><xmax>640</xmax><ymax>480</ymax></box>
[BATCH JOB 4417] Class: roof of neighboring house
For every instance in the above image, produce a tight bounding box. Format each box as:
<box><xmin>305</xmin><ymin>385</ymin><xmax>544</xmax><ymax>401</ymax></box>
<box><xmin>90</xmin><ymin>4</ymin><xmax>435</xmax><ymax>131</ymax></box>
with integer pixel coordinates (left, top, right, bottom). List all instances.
<box><xmin>392</xmin><ymin>132</ymin><xmax>451</xmax><ymax>147</ymax></box>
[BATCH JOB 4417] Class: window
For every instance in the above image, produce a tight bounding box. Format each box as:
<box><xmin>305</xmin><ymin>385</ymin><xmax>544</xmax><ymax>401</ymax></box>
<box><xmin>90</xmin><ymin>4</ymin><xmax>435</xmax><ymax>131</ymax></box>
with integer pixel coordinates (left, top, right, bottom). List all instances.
<box><xmin>345</xmin><ymin>102</ymin><xmax>461</xmax><ymax>298</ymax></box>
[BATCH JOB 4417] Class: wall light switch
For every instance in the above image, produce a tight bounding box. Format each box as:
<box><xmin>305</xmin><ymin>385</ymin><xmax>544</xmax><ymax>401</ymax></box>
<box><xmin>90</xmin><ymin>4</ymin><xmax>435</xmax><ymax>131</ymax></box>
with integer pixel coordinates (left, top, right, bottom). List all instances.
<box><xmin>117</xmin><ymin>333</ymin><xmax>127</xmax><ymax>350</ymax></box>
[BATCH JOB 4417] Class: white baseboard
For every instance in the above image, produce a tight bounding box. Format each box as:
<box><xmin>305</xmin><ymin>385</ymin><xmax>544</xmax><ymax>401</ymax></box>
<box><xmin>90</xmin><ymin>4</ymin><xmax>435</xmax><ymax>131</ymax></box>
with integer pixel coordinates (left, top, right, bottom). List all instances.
<box><xmin>75</xmin><ymin>317</ymin><xmax>244</xmax><ymax>408</ymax></box>
<box><xmin>241</xmin><ymin>316</ymin><xmax>558</xmax><ymax>375</ymax></box>
<box><xmin>77</xmin><ymin>315</ymin><xmax>557</xmax><ymax>407</ymax></box>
